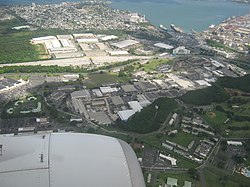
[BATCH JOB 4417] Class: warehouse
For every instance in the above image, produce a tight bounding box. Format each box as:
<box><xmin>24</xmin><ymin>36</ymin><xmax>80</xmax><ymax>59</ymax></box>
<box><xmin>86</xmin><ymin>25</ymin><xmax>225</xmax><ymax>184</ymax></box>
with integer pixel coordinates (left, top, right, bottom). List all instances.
<box><xmin>121</xmin><ymin>84</ymin><xmax>137</xmax><ymax>92</ymax></box>
<box><xmin>154</xmin><ymin>43</ymin><xmax>174</xmax><ymax>50</ymax></box>
<box><xmin>111</xmin><ymin>96</ymin><xmax>124</xmax><ymax>106</ymax></box>
<box><xmin>100</xmin><ymin>35</ymin><xmax>118</xmax><ymax>41</ymax></box>
<box><xmin>108</xmin><ymin>51</ymin><xmax>129</xmax><ymax>56</ymax></box>
<box><xmin>31</xmin><ymin>36</ymin><xmax>57</xmax><ymax>44</ymax></box>
<box><xmin>118</xmin><ymin>110</ymin><xmax>135</xmax><ymax>121</ymax></box>
<box><xmin>128</xmin><ymin>101</ymin><xmax>143</xmax><ymax>112</ymax></box>
<box><xmin>112</xmin><ymin>40</ymin><xmax>139</xmax><ymax>49</ymax></box>
<box><xmin>0</xmin><ymin>133</ymin><xmax>145</xmax><ymax>187</ymax></box>
<box><xmin>137</xmin><ymin>94</ymin><xmax>151</xmax><ymax>107</ymax></box>
<box><xmin>71</xmin><ymin>89</ymin><xmax>91</xmax><ymax>100</ymax></box>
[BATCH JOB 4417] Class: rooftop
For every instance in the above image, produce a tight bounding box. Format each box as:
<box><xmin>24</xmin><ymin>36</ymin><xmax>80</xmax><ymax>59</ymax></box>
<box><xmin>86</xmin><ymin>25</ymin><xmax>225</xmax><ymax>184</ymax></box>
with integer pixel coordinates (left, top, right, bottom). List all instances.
<box><xmin>112</xmin><ymin>40</ymin><xmax>139</xmax><ymax>49</ymax></box>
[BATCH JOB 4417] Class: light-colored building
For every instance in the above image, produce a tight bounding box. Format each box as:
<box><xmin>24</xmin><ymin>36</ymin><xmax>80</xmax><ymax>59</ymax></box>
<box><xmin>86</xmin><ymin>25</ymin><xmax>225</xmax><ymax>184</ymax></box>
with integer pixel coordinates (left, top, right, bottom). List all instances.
<box><xmin>137</xmin><ymin>94</ymin><xmax>151</xmax><ymax>107</ymax></box>
<box><xmin>159</xmin><ymin>153</ymin><xmax>177</xmax><ymax>166</ymax></box>
<box><xmin>173</xmin><ymin>46</ymin><xmax>190</xmax><ymax>55</ymax></box>
<box><xmin>154</xmin><ymin>43</ymin><xmax>174</xmax><ymax>50</ymax></box>
<box><xmin>108</xmin><ymin>51</ymin><xmax>129</xmax><ymax>56</ymax></box>
<box><xmin>100</xmin><ymin>87</ymin><xmax>118</xmax><ymax>94</ymax></box>
<box><xmin>100</xmin><ymin>35</ymin><xmax>118</xmax><ymax>41</ymax></box>
<box><xmin>121</xmin><ymin>84</ymin><xmax>137</xmax><ymax>92</ymax></box>
<box><xmin>112</xmin><ymin>40</ymin><xmax>139</xmax><ymax>49</ymax></box>
<box><xmin>111</xmin><ymin>96</ymin><xmax>124</xmax><ymax>106</ymax></box>
<box><xmin>183</xmin><ymin>181</ymin><xmax>192</xmax><ymax>187</ymax></box>
<box><xmin>128</xmin><ymin>101</ymin><xmax>143</xmax><ymax>113</ymax></box>
<box><xmin>227</xmin><ymin>141</ymin><xmax>243</xmax><ymax>146</ymax></box>
<box><xmin>118</xmin><ymin>110</ymin><xmax>135</xmax><ymax>121</ymax></box>
<box><xmin>71</xmin><ymin>89</ymin><xmax>91</xmax><ymax>100</ymax></box>
<box><xmin>166</xmin><ymin>177</ymin><xmax>178</xmax><ymax>187</ymax></box>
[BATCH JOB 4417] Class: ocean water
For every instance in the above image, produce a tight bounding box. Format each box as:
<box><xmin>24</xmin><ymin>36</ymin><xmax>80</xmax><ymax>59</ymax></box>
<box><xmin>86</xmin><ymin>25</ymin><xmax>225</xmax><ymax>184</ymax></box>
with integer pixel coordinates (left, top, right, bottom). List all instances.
<box><xmin>1</xmin><ymin>0</ymin><xmax>249</xmax><ymax>31</ymax></box>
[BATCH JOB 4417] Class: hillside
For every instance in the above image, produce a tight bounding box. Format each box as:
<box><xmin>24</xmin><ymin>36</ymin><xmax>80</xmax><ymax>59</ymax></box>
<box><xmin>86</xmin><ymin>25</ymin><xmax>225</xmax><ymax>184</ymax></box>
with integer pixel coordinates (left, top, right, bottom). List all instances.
<box><xmin>180</xmin><ymin>84</ymin><xmax>230</xmax><ymax>106</ymax></box>
<box><xmin>118</xmin><ymin>97</ymin><xmax>178</xmax><ymax>133</ymax></box>
<box><xmin>217</xmin><ymin>74</ymin><xmax>250</xmax><ymax>93</ymax></box>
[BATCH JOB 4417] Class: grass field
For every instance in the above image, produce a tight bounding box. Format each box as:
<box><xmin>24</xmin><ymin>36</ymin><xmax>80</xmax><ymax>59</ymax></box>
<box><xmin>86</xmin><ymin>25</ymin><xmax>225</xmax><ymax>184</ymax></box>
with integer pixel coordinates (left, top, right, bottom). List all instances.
<box><xmin>1</xmin><ymin>95</ymin><xmax>45</xmax><ymax>118</ymax></box>
<box><xmin>141</xmin><ymin>132</ymin><xmax>201</xmax><ymax>148</ymax></box>
<box><xmin>82</xmin><ymin>72</ymin><xmax>130</xmax><ymax>88</ymax></box>
<box><xmin>204</xmin><ymin>166</ymin><xmax>250</xmax><ymax>187</ymax></box>
<box><xmin>0</xmin><ymin>19</ymin><xmax>67</xmax><ymax>63</ymax></box>
<box><xmin>155</xmin><ymin>172</ymin><xmax>201</xmax><ymax>187</ymax></box>
<box><xmin>139</xmin><ymin>133</ymin><xmax>199</xmax><ymax>169</ymax></box>
<box><xmin>203</xmin><ymin>110</ymin><xmax>228</xmax><ymax>128</ymax></box>
<box><xmin>141</xmin><ymin>58</ymin><xmax>172</xmax><ymax>72</ymax></box>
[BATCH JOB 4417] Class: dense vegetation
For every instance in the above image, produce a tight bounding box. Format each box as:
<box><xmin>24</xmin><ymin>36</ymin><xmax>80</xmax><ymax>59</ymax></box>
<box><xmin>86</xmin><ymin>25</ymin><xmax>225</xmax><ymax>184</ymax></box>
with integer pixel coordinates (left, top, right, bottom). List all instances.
<box><xmin>117</xmin><ymin>97</ymin><xmax>178</xmax><ymax>133</ymax></box>
<box><xmin>0</xmin><ymin>59</ymin><xmax>136</xmax><ymax>74</ymax></box>
<box><xmin>180</xmin><ymin>84</ymin><xmax>230</xmax><ymax>105</ymax></box>
<box><xmin>206</xmin><ymin>39</ymin><xmax>236</xmax><ymax>52</ymax></box>
<box><xmin>217</xmin><ymin>74</ymin><xmax>250</xmax><ymax>92</ymax></box>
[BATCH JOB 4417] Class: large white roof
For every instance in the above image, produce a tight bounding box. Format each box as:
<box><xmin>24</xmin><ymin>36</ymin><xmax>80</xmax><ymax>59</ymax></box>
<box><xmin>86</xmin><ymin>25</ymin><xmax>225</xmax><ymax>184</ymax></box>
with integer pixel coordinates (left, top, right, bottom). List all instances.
<box><xmin>0</xmin><ymin>133</ymin><xmax>145</xmax><ymax>187</ymax></box>
<box><xmin>118</xmin><ymin>110</ymin><xmax>135</xmax><ymax>121</ymax></box>
<box><xmin>112</xmin><ymin>40</ymin><xmax>139</xmax><ymax>49</ymax></box>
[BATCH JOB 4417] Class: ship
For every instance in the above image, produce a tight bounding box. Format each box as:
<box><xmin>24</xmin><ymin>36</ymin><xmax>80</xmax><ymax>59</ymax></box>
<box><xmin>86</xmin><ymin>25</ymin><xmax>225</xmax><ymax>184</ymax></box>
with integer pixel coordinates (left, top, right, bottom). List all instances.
<box><xmin>170</xmin><ymin>24</ymin><xmax>183</xmax><ymax>33</ymax></box>
<box><xmin>159</xmin><ymin>24</ymin><xmax>168</xmax><ymax>31</ymax></box>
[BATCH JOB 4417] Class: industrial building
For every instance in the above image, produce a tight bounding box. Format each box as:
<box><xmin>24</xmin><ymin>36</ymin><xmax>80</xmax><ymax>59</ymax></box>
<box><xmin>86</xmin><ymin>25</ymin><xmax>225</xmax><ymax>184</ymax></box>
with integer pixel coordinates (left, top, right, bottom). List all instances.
<box><xmin>71</xmin><ymin>89</ymin><xmax>91</xmax><ymax>100</ymax></box>
<box><xmin>118</xmin><ymin>110</ymin><xmax>135</xmax><ymax>121</ymax></box>
<box><xmin>121</xmin><ymin>84</ymin><xmax>138</xmax><ymax>92</ymax></box>
<box><xmin>111</xmin><ymin>96</ymin><xmax>124</xmax><ymax>106</ymax></box>
<box><xmin>154</xmin><ymin>43</ymin><xmax>174</xmax><ymax>50</ymax></box>
<box><xmin>128</xmin><ymin>101</ymin><xmax>143</xmax><ymax>113</ymax></box>
<box><xmin>0</xmin><ymin>77</ymin><xmax>28</xmax><ymax>94</ymax></box>
<box><xmin>112</xmin><ymin>40</ymin><xmax>139</xmax><ymax>49</ymax></box>
<box><xmin>100</xmin><ymin>35</ymin><xmax>118</xmax><ymax>41</ymax></box>
<box><xmin>0</xmin><ymin>133</ymin><xmax>145</xmax><ymax>187</ymax></box>
<box><xmin>173</xmin><ymin>46</ymin><xmax>190</xmax><ymax>55</ymax></box>
<box><xmin>108</xmin><ymin>51</ymin><xmax>129</xmax><ymax>56</ymax></box>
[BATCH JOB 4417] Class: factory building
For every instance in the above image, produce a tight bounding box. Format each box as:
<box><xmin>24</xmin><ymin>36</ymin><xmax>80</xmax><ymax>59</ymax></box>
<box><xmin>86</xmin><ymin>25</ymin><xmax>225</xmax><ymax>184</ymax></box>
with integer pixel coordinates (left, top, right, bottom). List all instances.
<box><xmin>154</xmin><ymin>43</ymin><xmax>174</xmax><ymax>50</ymax></box>
<box><xmin>112</xmin><ymin>40</ymin><xmax>139</xmax><ymax>49</ymax></box>
<box><xmin>71</xmin><ymin>89</ymin><xmax>91</xmax><ymax>101</ymax></box>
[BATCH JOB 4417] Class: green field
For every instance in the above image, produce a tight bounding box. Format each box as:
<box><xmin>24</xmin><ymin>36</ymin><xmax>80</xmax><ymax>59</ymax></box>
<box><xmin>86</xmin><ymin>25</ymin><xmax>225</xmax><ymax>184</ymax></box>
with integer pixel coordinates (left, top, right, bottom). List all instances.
<box><xmin>154</xmin><ymin>172</ymin><xmax>200</xmax><ymax>187</ymax></box>
<box><xmin>1</xmin><ymin>95</ymin><xmax>46</xmax><ymax>118</ymax></box>
<box><xmin>203</xmin><ymin>166</ymin><xmax>250</xmax><ymax>187</ymax></box>
<box><xmin>203</xmin><ymin>110</ymin><xmax>228</xmax><ymax>128</ymax></box>
<box><xmin>202</xmin><ymin>95</ymin><xmax>250</xmax><ymax>137</ymax></box>
<box><xmin>140</xmin><ymin>132</ymin><xmax>201</xmax><ymax>148</ymax></box>
<box><xmin>82</xmin><ymin>72</ymin><xmax>130</xmax><ymax>88</ymax></box>
<box><xmin>139</xmin><ymin>135</ymin><xmax>199</xmax><ymax>169</ymax></box>
<box><xmin>0</xmin><ymin>19</ymin><xmax>68</xmax><ymax>64</ymax></box>
<box><xmin>141</xmin><ymin>58</ymin><xmax>172</xmax><ymax>72</ymax></box>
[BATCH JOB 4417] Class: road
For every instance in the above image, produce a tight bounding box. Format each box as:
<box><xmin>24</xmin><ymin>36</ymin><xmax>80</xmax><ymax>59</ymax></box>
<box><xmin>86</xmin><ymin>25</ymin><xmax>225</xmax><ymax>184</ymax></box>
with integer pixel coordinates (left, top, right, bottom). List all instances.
<box><xmin>0</xmin><ymin>56</ymin><xmax>152</xmax><ymax>67</ymax></box>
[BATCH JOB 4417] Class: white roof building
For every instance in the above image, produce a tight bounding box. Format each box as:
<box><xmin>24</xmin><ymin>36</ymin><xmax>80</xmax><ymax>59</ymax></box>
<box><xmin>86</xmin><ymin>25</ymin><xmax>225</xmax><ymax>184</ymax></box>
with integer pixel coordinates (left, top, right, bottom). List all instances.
<box><xmin>128</xmin><ymin>101</ymin><xmax>143</xmax><ymax>112</ymax></box>
<box><xmin>173</xmin><ymin>46</ymin><xmax>190</xmax><ymax>55</ymax></box>
<box><xmin>0</xmin><ymin>133</ymin><xmax>145</xmax><ymax>187</ymax></box>
<box><xmin>77</xmin><ymin>38</ymin><xmax>99</xmax><ymax>43</ymax></box>
<box><xmin>112</xmin><ymin>40</ymin><xmax>139</xmax><ymax>49</ymax></box>
<box><xmin>71</xmin><ymin>89</ymin><xmax>91</xmax><ymax>99</ymax></box>
<box><xmin>227</xmin><ymin>141</ymin><xmax>243</xmax><ymax>146</ymax></box>
<box><xmin>73</xmin><ymin>33</ymin><xmax>95</xmax><ymax>38</ymax></box>
<box><xmin>100</xmin><ymin>35</ymin><xmax>118</xmax><ymax>41</ymax></box>
<box><xmin>159</xmin><ymin>153</ymin><xmax>177</xmax><ymax>166</ymax></box>
<box><xmin>195</xmin><ymin>80</ymin><xmax>211</xmax><ymax>87</ymax></box>
<box><xmin>118</xmin><ymin>110</ymin><xmax>135</xmax><ymax>121</ymax></box>
<box><xmin>108</xmin><ymin>51</ymin><xmax>129</xmax><ymax>56</ymax></box>
<box><xmin>137</xmin><ymin>94</ymin><xmax>151</xmax><ymax>107</ymax></box>
<box><xmin>31</xmin><ymin>36</ymin><xmax>57</xmax><ymax>43</ymax></box>
<box><xmin>167</xmin><ymin>177</ymin><xmax>178</xmax><ymax>187</ymax></box>
<box><xmin>100</xmin><ymin>86</ymin><xmax>118</xmax><ymax>94</ymax></box>
<box><xmin>154</xmin><ymin>43</ymin><xmax>174</xmax><ymax>50</ymax></box>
